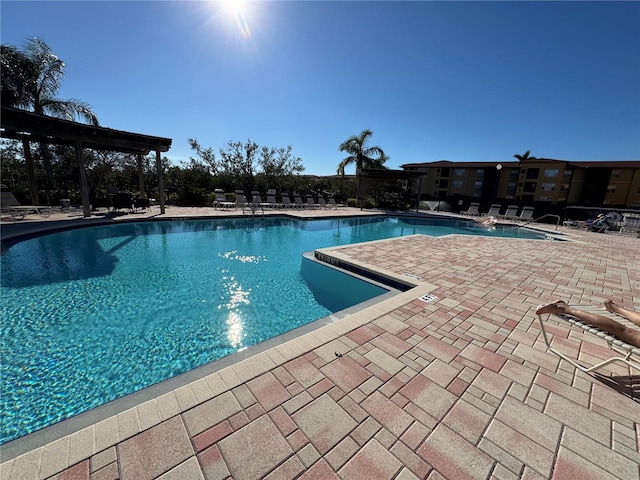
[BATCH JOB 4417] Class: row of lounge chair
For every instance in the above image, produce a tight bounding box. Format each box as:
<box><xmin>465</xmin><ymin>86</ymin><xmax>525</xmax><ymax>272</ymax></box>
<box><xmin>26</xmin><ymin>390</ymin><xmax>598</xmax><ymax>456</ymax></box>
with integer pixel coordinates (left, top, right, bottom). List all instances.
<box><xmin>460</xmin><ymin>203</ymin><xmax>535</xmax><ymax>222</ymax></box>
<box><xmin>213</xmin><ymin>189</ymin><xmax>346</xmax><ymax>211</ymax></box>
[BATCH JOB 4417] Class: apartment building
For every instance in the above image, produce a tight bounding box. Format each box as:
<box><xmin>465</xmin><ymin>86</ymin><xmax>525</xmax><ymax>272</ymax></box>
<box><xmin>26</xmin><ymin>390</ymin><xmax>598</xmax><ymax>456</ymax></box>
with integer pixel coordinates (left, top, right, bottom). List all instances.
<box><xmin>402</xmin><ymin>159</ymin><xmax>640</xmax><ymax>208</ymax></box>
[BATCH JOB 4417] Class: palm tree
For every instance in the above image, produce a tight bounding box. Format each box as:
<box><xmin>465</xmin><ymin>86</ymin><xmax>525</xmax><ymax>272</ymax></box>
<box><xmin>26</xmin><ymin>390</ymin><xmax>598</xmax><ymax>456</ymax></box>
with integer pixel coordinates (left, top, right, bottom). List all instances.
<box><xmin>1</xmin><ymin>45</ymin><xmax>32</xmax><ymax>109</ymax></box>
<box><xmin>337</xmin><ymin>129</ymin><xmax>388</xmax><ymax>175</ymax></box>
<box><xmin>514</xmin><ymin>150</ymin><xmax>536</xmax><ymax>162</ymax></box>
<box><xmin>337</xmin><ymin>129</ymin><xmax>388</xmax><ymax>207</ymax></box>
<box><xmin>1</xmin><ymin>37</ymin><xmax>99</xmax><ymax>202</ymax></box>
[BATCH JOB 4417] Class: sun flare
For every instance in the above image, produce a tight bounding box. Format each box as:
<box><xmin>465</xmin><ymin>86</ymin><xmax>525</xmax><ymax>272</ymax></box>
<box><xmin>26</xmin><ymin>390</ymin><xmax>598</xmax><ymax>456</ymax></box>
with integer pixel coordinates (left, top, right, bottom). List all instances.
<box><xmin>220</xmin><ymin>0</ymin><xmax>249</xmax><ymax>17</ymax></box>
<box><xmin>218</xmin><ymin>0</ymin><xmax>254</xmax><ymax>39</ymax></box>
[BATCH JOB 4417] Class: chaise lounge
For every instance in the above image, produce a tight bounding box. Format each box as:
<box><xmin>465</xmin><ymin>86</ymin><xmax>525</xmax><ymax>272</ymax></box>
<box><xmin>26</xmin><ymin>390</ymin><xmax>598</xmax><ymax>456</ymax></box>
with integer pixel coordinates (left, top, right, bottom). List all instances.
<box><xmin>536</xmin><ymin>303</ymin><xmax>640</xmax><ymax>373</ymax></box>
<box><xmin>1</xmin><ymin>187</ymin><xmax>52</xmax><ymax>220</ymax></box>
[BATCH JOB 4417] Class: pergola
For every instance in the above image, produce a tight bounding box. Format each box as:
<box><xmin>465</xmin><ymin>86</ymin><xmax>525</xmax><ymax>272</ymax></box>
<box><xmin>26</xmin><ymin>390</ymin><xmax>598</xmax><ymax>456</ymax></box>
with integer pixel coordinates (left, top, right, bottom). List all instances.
<box><xmin>358</xmin><ymin>168</ymin><xmax>424</xmax><ymax>209</ymax></box>
<box><xmin>0</xmin><ymin>106</ymin><xmax>172</xmax><ymax>217</ymax></box>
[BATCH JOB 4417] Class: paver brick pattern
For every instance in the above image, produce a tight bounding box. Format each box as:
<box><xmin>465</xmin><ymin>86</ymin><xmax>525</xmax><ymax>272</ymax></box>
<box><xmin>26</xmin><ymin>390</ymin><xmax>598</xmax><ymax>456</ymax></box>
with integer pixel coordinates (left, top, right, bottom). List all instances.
<box><xmin>1</xmin><ymin>211</ymin><xmax>639</xmax><ymax>480</ymax></box>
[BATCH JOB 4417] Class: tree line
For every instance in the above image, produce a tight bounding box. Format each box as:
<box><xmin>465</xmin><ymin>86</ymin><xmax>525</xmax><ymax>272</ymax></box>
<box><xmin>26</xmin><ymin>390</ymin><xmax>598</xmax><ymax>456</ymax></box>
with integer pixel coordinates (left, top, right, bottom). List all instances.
<box><xmin>1</xmin><ymin>37</ymin><xmax>393</xmax><ymax>209</ymax></box>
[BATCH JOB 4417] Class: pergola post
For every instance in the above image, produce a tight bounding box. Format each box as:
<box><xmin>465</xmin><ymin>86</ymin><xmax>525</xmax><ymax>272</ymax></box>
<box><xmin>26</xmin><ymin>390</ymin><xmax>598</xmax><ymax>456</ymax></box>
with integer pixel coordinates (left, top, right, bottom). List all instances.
<box><xmin>21</xmin><ymin>139</ymin><xmax>40</xmax><ymax>205</ymax></box>
<box><xmin>137</xmin><ymin>154</ymin><xmax>146</xmax><ymax>198</ymax></box>
<box><xmin>156</xmin><ymin>149</ymin><xmax>165</xmax><ymax>214</ymax></box>
<box><xmin>75</xmin><ymin>140</ymin><xmax>91</xmax><ymax>218</ymax></box>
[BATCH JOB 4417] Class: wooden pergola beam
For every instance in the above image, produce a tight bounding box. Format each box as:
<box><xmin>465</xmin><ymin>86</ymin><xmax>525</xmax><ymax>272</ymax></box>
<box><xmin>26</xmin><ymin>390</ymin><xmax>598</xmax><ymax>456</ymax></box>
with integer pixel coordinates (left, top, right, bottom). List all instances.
<box><xmin>1</xmin><ymin>107</ymin><xmax>172</xmax><ymax>217</ymax></box>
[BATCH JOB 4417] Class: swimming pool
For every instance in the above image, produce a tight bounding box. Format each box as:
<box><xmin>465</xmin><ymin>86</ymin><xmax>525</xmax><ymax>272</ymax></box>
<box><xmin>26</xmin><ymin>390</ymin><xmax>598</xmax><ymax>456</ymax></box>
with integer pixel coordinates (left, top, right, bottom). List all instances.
<box><xmin>0</xmin><ymin>215</ymin><xmax>545</xmax><ymax>443</ymax></box>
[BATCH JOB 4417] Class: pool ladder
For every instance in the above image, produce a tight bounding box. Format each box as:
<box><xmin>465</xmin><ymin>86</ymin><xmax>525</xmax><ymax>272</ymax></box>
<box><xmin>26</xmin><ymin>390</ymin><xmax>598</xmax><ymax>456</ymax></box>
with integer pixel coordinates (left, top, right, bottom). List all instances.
<box><xmin>242</xmin><ymin>203</ymin><xmax>264</xmax><ymax>217</ymax></box>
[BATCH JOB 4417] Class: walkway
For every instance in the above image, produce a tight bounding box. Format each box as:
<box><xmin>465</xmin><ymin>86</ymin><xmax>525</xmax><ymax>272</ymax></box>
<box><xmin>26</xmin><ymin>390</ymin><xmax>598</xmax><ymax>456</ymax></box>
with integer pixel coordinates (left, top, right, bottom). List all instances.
<box><xmin>1</xmin><ymin>207</ymin><xmax>638</xmax><ymax>479</ymax></box>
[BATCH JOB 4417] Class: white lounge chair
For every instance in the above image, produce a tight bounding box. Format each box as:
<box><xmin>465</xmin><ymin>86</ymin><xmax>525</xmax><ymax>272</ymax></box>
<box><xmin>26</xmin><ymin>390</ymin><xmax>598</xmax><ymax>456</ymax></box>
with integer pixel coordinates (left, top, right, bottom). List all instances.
<box><xmin>460</xmin><ymin>202</ymin><xmax>480</xmax><ymax>216</ymax></box>
<box><xmin>500</xmin><ymin>205</ymin><xmax>520</xmax><ymax>220</ymax></box>
<box><xmin>537</xmin><ymin>304</ymin><xmax>640</xmax><ymax>373</ymax></box>
<box><xmin>517</xmin><ymin>206</ymin><xmax>535</xmax><ymax>222</ymax></box>
<box><xmin>482</xmin><ymin>204</ymin><xmax>502</xmax><ymax>217</ymax></box>
<box><xmin>1</xmin><ymin>188</ymin><xmax>52</xmax><ymax>220</ymax></box>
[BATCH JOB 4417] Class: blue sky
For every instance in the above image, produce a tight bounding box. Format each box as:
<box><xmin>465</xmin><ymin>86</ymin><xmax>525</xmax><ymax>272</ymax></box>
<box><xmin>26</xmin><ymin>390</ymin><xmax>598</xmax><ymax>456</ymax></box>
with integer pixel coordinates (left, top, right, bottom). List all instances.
<box><xmin>2</xmin><ymin>1</ymin><xmax>639</xmax><ymax>176</ymax></box>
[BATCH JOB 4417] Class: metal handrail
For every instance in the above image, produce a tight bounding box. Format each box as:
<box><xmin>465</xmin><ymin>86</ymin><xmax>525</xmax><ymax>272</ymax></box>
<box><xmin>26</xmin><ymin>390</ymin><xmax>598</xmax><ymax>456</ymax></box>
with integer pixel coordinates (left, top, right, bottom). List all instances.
<box><xmin>518</xmin><ymin>213</ymin><xmax>561</xmax><ymax>231</ymax></box>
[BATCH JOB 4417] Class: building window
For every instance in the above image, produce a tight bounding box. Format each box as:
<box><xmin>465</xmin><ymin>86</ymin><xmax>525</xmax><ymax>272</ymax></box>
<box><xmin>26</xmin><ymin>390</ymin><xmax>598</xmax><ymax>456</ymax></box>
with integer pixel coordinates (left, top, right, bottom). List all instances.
<box><xmin>452</xmin><ymin>180</ymin><xmax>463</xmax><ymax>188</ymax></box>
<box><xmin>476</xmin><ymin>169</ymin><xmax>485</xmax><ymax>177</ymax></box>
<box><xmin>611</xmin><ymin>170</ymin><xmax>621</xmax><ymax>179</ymax></box>
<box><xmin>560</xmin><ymin>184</ymin><xmax>569</xmax><ymax>192</ymax></box>
<box><xmin>539</xmin><ymin>196</ymin><xmax>553</xmax><ymax>202</ymax></box>
<box><xmin>440</xmin><ymin>168</ymin><xmax>450</xmax><ymax>177</ymax></box>
<box><xmin>525</xmin><ymin>168</ymin><xmax>540</xmax><ymax>180</ymax></box>
<box><xmin>454</xmin><ymin>168</ymin><xmax>465</xmax><ymax>176</ymax></box>
<box><xmin>523</xmin><ymin>182</ymin><xmax>537</xmax><ymax>192</ymax></box>
<box><xmin>474</xmin><ymin>180</ymin><xmax>483</xmax><ymax>188</ymax></box>
<box><xmin>564</xmin><ymin>169</ymin><xmax>573</xmax><ymax>178</ymax></box>
<box><xmin>607</xmin><ymin>185</ymin><xmax>616</xmax><ymax>193</ymax></box>
<box><xmin>544</xmin><ymin>169</ymin><xmax>559</xmax><ymax>177</ymax></box>
<box><xmin>541</xmin><ymin>183</ymin><xmax>556</xmax><ymax>191</ymax></box>
<box><xmin>439</xmin><ymin>179</ymin><xmax>449</xmax><ymax>188</ymax></box>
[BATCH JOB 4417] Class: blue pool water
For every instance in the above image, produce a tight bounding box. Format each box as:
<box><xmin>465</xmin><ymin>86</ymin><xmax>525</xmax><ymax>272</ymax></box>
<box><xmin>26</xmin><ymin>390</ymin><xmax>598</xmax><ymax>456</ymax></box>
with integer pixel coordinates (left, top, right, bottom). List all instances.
<box><xmin>0</xmin><ymin>215</ymin><xmax>544</xmax><ymax>443</ymax></box>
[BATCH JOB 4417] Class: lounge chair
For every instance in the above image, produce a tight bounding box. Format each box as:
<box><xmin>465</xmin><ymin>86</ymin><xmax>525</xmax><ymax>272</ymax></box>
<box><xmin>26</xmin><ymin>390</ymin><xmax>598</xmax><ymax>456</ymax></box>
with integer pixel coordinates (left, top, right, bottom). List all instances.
<box><xmin>315</xmin><ymin>196</ymin><xmax>328</xmax><ymax>209</ymax></box>
<box><xmin>133</xmin><ymin>197</ymin><xmax>151</xmax><ymax>212</ymax></box>
<box><xmin>587</xmin><ymin>218</ymin><xmax>610</xmax><ymax>233</ymax></box>
<box><xmin>235</xmin><ymin>190</ymin><xmax>250</xmax><ymax>209</ymax></box>
<box><xmin>460</xmin><ymin>202</ymin><xmax>480</xmax><ymax>216</ymax></box>
<box><xmin>327</xmin><ymin>195</ymin><xmax>345</xmax><ymax>209</ymax></box>
<box><xmin>500</xmin><ymin>205</ymin><xmax>520</xmax><ymax>220</ymax></box>
<box><xmin>293</xmin><ymin>192</ymin><xmax>308</xmax><ymax>209</ymax></box>
<box><xmin>482</xmin><ymin>204</ymin><xmax>502</xmax><ymax>217</ymax></box>
<box><xmin>235</xmin><ymin>190</ymin><xmax>262</xmax><ymax>215</ymax></box>
<box><xmin>517</xmin><ymin>206</ymin><xmax>535</xmax><ymax>222</ymax></box>
<box><xmin>308</xmin><ymin>193</ymin><xmax>325</xmax><ymax>209</ymax></box>
<box><xmin>537</xmin><ymin>304</ymin><xmax>640</xmax><ymax>373</ymax></box>
<box><xmin>110</xmin><ymin>193</ymin><xmax>134</xmax><ymax>213</ymax></box>
<box><xmin>619</xmin><ymin>213</ymin><xmax>640</xmax><ymax>236</ymax></box>
<box><xmin>213</xmin><ymin>189</ymin><xmax>236</xmax><ymax>209</ymax></box>
<box><xmin>281</xmin><ymin>194</ymin><xmax>296</xmax><ymax>209</ymax></box>
<box><xmin>262</xmin><ymin>189</ymin><xmax>282</xmax><ymax>209</ymax></box>
<box><xmin>251</xmin><ymin>190</ymin><xmax>271</xmax><ymax>210</ymax></box>
<box><xmin>1</xmin><ymin>188</ymin><xmax>52</xmax><ymax>220</ymax></box>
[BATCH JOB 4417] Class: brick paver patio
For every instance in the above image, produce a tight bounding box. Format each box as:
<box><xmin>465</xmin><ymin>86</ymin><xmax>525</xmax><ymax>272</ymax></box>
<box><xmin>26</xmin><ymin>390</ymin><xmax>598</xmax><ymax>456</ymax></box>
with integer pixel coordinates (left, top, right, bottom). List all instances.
<box><xmin>1</xmin><ymin>207</ymin><xmax>638</xmax><ymax>479</ymax></box>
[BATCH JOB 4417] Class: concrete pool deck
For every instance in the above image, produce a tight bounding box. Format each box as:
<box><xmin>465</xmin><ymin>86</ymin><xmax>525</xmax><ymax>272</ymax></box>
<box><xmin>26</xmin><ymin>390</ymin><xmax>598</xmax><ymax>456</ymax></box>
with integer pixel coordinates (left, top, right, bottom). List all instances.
<box><xmin>0</xmin><ymin>206</ymin><xmax>638</xmax><ymax>479</ymax></box>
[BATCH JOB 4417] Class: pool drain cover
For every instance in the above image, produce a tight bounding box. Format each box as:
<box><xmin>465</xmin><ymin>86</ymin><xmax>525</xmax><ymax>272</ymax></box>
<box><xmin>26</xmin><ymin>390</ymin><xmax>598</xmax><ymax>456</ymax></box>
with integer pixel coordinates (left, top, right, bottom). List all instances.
<box><xmin>418</xmin><ymin>294</ymin><xmax>438</xmax><ymax>303</ymax></box>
